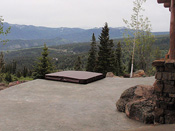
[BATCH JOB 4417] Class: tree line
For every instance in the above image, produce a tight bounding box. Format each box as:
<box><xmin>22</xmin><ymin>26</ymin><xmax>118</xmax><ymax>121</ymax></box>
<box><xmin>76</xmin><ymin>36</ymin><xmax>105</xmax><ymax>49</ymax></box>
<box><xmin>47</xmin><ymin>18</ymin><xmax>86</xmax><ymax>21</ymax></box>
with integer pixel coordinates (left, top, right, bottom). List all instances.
<box><xmin>0</xmin><ymin>52</ymin><xmax>32</xmax><ymax>82</ymax></box>
<box><xmin>85</xmin><ymin>23</ymin><xmax>124</xmax><ymax>76</ymax></box>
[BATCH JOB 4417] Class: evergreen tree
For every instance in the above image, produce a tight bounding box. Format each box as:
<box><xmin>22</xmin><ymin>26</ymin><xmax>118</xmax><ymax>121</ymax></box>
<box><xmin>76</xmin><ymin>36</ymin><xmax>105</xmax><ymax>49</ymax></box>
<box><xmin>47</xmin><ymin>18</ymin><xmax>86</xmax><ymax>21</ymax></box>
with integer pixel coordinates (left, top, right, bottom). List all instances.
<box><xmin>12</xmin><ymin>60</ymin><xmax>17</xmax><ymax>74</ymax></box>
<box><xmin>108</xmin><ymin>39</ymin><xmax>115</xmax><ymax>73</ymax></box>
<box><xmin>74</xmin><ymin>56</ymin><xmax>82</xmax><ymax>71</ymax></box>
<box><xmin>33</xmin><ymin>44</ymin><xmax>54</xmax><ymax>79</ymax></box>
<box><xmin>86</xmin><ymin>33</ymin><xmax>97</xmax><ymax>72</ymax></box>
<box><xmin>96</xmin><ymin>22</ymin><xmax>115</xmax><ymax>75</ymax></box>
<box><xmin>0</xmin><ymin>52</ymin><xmax>5</xmax><ymax>73</ymax></box>
<box><xmin>115</xmin><ymin>42</ymin><xmax>123</xmax><ymax>76</ymax></box>
<box><xmin>16</xmin><ymin>71</ymin><xmax>21</xmax><ymax>78</ymax></box>
<box><xmin>23</xmin><ymin>66</ymin><xmax>28</xmax><ymax>77</ymax></box>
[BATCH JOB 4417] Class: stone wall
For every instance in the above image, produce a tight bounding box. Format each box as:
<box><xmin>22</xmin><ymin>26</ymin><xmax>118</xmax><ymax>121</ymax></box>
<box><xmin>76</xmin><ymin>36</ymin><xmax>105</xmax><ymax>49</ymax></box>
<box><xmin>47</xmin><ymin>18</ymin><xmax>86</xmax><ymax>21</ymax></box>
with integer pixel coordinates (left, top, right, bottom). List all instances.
<box><xmin>153</xmin><ymin>59</ymin><xmax>175</xmax><ymax>124</ymax></box>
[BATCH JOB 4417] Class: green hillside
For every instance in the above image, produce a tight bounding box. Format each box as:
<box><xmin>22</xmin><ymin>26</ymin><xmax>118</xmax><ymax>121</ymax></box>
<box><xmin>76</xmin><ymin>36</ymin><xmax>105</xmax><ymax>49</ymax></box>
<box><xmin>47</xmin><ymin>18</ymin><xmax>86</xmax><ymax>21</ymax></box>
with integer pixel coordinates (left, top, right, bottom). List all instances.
<box><xmin>3</xmin><ymin>35</ymin><xmax>169</xmax><ymax>72</ymax></box>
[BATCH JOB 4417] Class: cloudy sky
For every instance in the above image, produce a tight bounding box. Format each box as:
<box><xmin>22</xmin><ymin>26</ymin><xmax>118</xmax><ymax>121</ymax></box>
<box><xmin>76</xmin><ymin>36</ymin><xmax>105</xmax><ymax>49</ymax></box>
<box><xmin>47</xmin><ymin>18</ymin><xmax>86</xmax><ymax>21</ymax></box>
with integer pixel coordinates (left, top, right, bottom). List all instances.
<box><xmin>0</xmin><ymin>0</ymin><xmax>170</xmax><ymax>32</ymax></box>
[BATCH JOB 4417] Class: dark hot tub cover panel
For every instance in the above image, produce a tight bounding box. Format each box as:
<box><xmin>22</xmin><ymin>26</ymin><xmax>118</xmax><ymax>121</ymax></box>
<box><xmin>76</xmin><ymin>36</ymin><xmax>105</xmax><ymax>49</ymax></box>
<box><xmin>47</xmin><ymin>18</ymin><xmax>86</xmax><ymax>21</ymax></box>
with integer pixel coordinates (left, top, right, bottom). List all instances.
<box><xmin>45</xmin><ymin>71</ymin><xmax>105</xmax><ymax>84</ymax></box>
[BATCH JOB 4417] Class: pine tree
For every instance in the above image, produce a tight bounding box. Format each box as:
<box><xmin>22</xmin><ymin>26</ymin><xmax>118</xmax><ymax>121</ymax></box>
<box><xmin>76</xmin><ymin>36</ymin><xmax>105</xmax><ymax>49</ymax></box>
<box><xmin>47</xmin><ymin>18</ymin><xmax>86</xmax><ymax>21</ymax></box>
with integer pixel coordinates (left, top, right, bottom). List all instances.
<box><xmin>86</xmin><ymin>33</ymin><xmax>97</xmax><ymax>72</ymax></box>
<box><xmin>16</xmin><ymin>71</ymin><xmax>21</xmax><ymax>78</ymax></box>
<box><xmin>96</xmin><ymin>22</ymin><xmax>115</xmax><ymax>75</ymax></box>
<box><xmin>33</xmin><ymin>44</ymin><xmax>54</xmax><ymax>79</ymax></box>
<box><xmin>74</xmin><ymin>56</ymin><xmax>82</xmax><ymax>71</ymax></box>
<box><xmin>115</xmin><ymin>42</ymin><xmax>123</xmax><ymax>76</ymax></box>
<box><xmin>23</xmin><ymin>66</ymin><xmax>28</xmax><ymax>77</ymax></box>
<box><xmin>108</xmin><ymin>39</ymin><xmax>115</xmax><ymax>73</ymax></box>
<box><xmin>12</xmin><ymin>60</ymin><xmax>17</xmax><ymax>74</ymax></box>
<box><xmin>0</xmin><ymin>52</ymin><xmax>5</xmax><ymax>73</ymax></box>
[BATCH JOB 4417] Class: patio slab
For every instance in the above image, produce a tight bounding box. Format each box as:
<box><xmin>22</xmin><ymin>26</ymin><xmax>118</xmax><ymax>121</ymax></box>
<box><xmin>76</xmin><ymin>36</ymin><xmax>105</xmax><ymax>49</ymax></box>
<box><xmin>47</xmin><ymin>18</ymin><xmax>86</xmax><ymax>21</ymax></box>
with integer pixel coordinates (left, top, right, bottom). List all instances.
<box><xmin>0</xmin><ymin>77</ymin><xmax>156</xmax><ymax>131</ymax></box>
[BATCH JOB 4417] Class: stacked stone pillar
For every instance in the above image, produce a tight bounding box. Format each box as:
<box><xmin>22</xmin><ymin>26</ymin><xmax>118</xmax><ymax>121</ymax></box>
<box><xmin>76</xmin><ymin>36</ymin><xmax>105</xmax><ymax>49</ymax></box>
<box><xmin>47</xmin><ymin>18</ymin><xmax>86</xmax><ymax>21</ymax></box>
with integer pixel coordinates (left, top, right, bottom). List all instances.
<box><xmin>153</xmin><ymin>59</ymin><xmax>175</xmax><ymax>124</ymax></box>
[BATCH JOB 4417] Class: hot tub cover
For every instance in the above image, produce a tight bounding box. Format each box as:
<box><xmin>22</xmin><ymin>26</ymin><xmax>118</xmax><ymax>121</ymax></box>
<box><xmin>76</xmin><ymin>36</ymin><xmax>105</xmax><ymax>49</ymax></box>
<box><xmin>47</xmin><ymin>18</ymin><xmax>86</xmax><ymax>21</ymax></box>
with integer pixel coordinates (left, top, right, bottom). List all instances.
<box><xmin>45</xmin><ymin>71</ymin><xmax>105</xmax><ymax>84</ymax></box>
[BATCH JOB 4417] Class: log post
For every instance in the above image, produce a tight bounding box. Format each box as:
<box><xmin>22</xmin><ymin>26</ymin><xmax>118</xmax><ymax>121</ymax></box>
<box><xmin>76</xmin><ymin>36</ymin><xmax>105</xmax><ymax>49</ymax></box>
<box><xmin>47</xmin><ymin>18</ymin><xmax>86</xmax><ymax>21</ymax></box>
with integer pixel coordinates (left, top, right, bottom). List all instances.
<box><xmin>170</xmin><ymin>0</ymin><xmax>175</xmax><ymax>59</ymax></box>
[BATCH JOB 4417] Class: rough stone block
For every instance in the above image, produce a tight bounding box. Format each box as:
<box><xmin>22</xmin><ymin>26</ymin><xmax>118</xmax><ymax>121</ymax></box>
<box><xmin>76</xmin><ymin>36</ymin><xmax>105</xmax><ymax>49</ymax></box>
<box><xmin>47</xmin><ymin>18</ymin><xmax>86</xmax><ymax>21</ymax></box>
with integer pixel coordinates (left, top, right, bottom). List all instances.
<box><xmin>169</xmin><ymin>94</ymin><xmax>175</xmax><ymax>98</ymax></box>
<box><xmin>167</xmin><ymin>102</ymin><xmax>175</xmax><ymax>110</ymax></box>
<box><xmin>164</xmin><ymin>80</ymin><xmax>175</xmax><ymax>86</ymax></box>
<box><xmin>165</xmin><ymin>63</ymin><xmax>174</xmax><ymax>70</ymax></box>
<box><xmin>156</xmin><ymin>101</ymin><xmax>168</xmax><ymax>109</ymax></box>
<box><xmin>172</xmin><ymin>98</ymin><xmax>175</xmax><ymax>102</ymax></box>
<box><xmin>155</xmin><ymin>72</ymin><xmax>162</xmax><ymax>80</ymax></box>
<box><xmin>165</xmin><ymin>67</ymin><xmax>175</xmax><ymax>72</ymax></box>
<box><xmin>164</xmin><ymin>110</ymin><xmax>175</xmax><ymax>124</ymax></box>
<box><xmin>152</xmin><ymin>60</ymin><xmax>165</xmax><ymax>67</ymax></box>
<box><xmin>163</xmin><ymin>93</ymin><xmax>169</xmax><ymax>97</ymax></box>
<box><xmin>163</xmin><ymin>97</ymin><xmax>172</xmax><ymax>102</ymax></box>
<box><xmin>163</xmin><ymin>84</ymin><xmax>175</xmax><ymax>93</ymax></box>
<box><xmin>156</xmin><ymin>66</ymin><xmax>165</xmax><ymax>72</ymax></box>
<box><xmin>155</xmin><ymin>107</ymin><xmax>164</xmax><ymax>116</ymax></box>
<box><xmin>154</xmin><ymin>80</ymin><xmax>163</xmax><ymax>93</ymax></box>
<box><xmin>162</xmin><ymin>72</ymin><xmax>172</xmax><ymax>80</ymax></box>
<box><xmin>156</xmin><ymin>101</ymin><xmax>175</xmax><ymax>110</ymax></box>
<box><xmin>172</xmin><ymin>73</ymin><xmax>175</xmax><ymax>80</ymax></box>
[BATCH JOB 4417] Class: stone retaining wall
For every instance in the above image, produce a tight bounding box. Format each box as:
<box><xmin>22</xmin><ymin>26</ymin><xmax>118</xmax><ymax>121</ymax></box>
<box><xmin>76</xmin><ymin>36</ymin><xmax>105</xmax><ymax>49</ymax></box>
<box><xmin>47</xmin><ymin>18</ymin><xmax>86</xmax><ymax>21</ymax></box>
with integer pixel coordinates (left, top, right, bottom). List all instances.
<box><xmin>153</xmin><ymin>59</ymin><xmax>175</xmax><ymax>124</ymax></box>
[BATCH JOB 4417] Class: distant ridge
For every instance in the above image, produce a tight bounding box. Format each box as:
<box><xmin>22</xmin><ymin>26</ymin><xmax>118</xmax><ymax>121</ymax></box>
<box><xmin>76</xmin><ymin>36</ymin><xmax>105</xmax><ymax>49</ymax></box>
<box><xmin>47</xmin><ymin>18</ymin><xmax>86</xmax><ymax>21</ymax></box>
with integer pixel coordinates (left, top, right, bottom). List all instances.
<box><xmin>1</xmin><ymin>22</ymin><xmax>169</xmax><ymax>41</ymax></box>
<box><xmin>0</xmin><ymin>22</ymin><xmax>169</xmax><ymax>51</ymax></box>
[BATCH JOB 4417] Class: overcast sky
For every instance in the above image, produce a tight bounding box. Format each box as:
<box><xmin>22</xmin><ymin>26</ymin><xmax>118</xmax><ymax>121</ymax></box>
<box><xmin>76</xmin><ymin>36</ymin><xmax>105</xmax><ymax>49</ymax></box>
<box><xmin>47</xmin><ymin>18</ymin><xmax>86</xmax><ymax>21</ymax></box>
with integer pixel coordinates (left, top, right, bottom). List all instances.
<box><xmin>0</xmin><ymin>0</ymin><xmax>171</xmax><ymax>32</ymax></box>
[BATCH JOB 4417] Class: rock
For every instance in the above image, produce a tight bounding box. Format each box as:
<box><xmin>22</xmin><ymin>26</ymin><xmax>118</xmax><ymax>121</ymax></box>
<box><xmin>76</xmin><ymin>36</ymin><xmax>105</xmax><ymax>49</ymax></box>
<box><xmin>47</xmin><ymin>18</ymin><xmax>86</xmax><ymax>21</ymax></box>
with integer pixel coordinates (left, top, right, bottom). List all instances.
<box><xmin>106</xmin><ymin>72</ymin><xmax>115</xmax><ymax>77</ymax></box>
<box><xmin>123</xmin><ymin>74</ymin><xmax>130</xmax><ymax>78</ymax></box>
<box><xmin>116</xmin><ymin>85</ymin><xmax>156</xmax><ymax>123</ymax></box>
<box><xmin>125</xmin><ymin>99</ymin><xmax>155</xmax><ymax>124</ymax></box>
<box><xmin>8</xmin><ymin>81</ymin><xmax>28</xmax><ymax>87</ymax></box>
<box><xmin>0</xmin><ymin>83</ymin><xmax>8</xmax><ymax>91</ymax></box>
<box><xmin>133</xmin><ymin>70</ymin><xmax>146</xmax><ymax>77</ymax></box>
<box><xmin>116</xmin><ymin>86</ymin><xmax>137</xmax><ymax>112</ymax></box>
<box><xmin>0</xmin><ymin>86</ymin><xmax>8</xmax><ymax>90</ymax></box>
<box><xmin>0</xmin><ymin>83</ymin><xmax>6</xmax><ymax>86</ymax></box>
<box><xmin>8</xmin><ymin>81</ymin><xmax>18</xmax><ymax>87</ymax></box>
<box><xmin>134</xmin><ymin>85</ymin><xmax>154</xmax><ymax>100</ymax></box>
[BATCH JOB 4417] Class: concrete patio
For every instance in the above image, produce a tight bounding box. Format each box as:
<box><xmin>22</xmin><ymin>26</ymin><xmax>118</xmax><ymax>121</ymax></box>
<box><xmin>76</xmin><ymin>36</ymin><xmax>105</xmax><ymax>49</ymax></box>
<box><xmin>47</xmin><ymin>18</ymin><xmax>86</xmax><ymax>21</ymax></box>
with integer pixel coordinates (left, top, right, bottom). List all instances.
<box><xmin>0</xmin><ymin>77</ymin><xmax>166</xmax><ymax>131</ymax></box>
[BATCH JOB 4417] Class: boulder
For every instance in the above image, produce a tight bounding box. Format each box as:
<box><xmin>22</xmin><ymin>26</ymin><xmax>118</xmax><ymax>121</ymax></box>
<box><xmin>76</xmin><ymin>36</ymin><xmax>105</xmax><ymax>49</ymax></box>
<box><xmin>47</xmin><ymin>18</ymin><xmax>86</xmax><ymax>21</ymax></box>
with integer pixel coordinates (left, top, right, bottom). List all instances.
<box><xmin>123</xmin><ymin>74</ymin><xmax>130</xmax><ymax>78</ymax></box>
<box><xmin>8</xmin><ymin>80</ymin><xmax>28</xmax><ymax>87</ymax></box>
<box><xmin>125</xmin><ymin>99</ymin><xmax>155</xmax><ymax>124</ymax></box>
<box><xmin>133</xmin><ymin>70</ymin><xmax>146</xmax><ymax>77</ymax></box>
<box><xmin>116</xmin><ymin>86</ymin><xmax>137</xmax><ymax>112</ymax></box>
<box><xmin>0</xmin><ymin>83</ymin><xmax>8</xmax><ymax>91</ymax></box>
<box><xmin>8</xmin><ymin>81</ymin><xmax>19</xmax><ymax>87</ymax></box>
<box><xmin>106</xmin><ymin>72</ymin><xmax>115</xmax><ymax>77</ymax></box>
<box><xmin>0</xmin><ymin>83</ymin><xmax>6</xmax><ymax>86</ymax></box>
<box><xmin>116</xmin><ymin>85</ymin><xmax>156</xmax><ymax>124</ymax></box>
<box><xmin>0</xmin><ymin>86</ymin><xmax>8</xmax><ymax>90</ymax></box>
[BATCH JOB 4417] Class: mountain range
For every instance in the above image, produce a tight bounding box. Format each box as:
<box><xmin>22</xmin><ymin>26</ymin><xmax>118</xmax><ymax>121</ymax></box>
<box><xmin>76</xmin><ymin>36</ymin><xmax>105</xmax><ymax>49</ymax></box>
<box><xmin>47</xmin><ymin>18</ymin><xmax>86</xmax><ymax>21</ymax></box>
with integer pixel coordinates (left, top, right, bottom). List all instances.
<box><xmin>0</xmin><ymin>22</ymin><xmax>169</xmax><ymax>51</ymax></box>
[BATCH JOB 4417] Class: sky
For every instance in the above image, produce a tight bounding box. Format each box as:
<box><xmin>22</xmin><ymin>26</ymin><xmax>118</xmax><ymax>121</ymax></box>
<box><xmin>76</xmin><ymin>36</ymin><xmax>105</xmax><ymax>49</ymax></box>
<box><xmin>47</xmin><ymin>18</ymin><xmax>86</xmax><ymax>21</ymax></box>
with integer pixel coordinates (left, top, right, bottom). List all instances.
<box><xmin>0</xmin><ymin>0</ymin><xmax>171</xmax><ymax>32</ymax></box>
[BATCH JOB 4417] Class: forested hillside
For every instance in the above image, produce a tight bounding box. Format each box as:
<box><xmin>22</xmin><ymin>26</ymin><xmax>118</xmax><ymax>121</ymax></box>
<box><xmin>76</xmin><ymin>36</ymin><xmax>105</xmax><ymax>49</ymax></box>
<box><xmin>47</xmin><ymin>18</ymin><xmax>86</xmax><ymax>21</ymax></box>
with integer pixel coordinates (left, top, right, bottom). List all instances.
<box><xmin>3</xmin><ymin>35</ymin><xmax>169</xmax><ymax>72</ymax></box>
